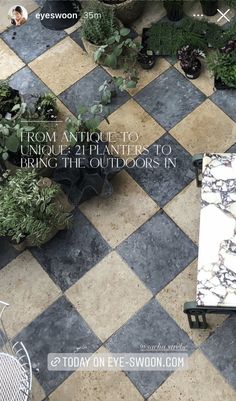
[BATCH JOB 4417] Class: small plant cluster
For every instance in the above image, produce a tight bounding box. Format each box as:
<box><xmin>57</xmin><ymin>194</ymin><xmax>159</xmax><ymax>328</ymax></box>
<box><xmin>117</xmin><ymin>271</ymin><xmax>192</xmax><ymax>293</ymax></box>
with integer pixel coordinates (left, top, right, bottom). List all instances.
<box><xmin>147</xmin><ymin>17</ymin><xmax>234</xmax><ymax>57</ymax></box>
<box><xmin>207</xmin><ymin>40</ymin><xmax>236</xmax><ymax>88</ymax></box>
<box><xmin>0</xmin><ymin>81</ymin><xmax>58</xmax><ymax>165</ymax></box>
<box><xmin>0</xmin><ymin>80</ymin><xmax>21</xmax><ymax>118</ymax></box>
<box><xmin>81</xmin><ymin>1</ymin><xmax>118</xmax><ymax>45</ymax></box>
<box><xmin>177</xmin><ymin>45</ymin><xmax>205</xmax><ymax>73</ymax></box>
<box><xmin>0</xmin><ymin>169</ymin><xmax>71</xmax><ymax>246</ymax></box>
<box><xmin>81</xmin><ymin>2</ymin><xmax>140</xmax><ymax>88</ymax></box>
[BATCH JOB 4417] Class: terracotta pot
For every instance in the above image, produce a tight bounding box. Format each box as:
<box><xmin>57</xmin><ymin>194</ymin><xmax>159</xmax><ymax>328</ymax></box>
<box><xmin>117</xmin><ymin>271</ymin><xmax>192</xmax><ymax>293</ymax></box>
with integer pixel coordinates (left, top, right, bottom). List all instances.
<box><xmin>100</xmin><ymin>0</ymin><xmax>145</xmax><ymax>25</ymax></box>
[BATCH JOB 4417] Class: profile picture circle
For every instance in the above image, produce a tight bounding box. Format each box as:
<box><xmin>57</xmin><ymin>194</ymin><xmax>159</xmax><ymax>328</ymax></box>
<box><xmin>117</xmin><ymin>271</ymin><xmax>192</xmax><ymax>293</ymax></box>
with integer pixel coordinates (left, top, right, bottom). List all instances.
<box><xmin>8</xmin><ymin>5</ymin><xmax>28</xmax><ymax>27</ymax></box>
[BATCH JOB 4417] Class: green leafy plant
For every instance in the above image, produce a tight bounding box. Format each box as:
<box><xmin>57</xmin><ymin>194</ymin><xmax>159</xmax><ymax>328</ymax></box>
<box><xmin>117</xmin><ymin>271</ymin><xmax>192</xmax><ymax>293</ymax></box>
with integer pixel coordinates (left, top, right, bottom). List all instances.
<box><xmin>35</xmin><ymin>93</ymin><xmax>58</xmax><ymax>121</ymax></box>
<box><xmin>94</xmin><ymin>27</ymin><xmax>140</xmax><ymax>87</ymax></box>
<box><xmin>147</xmin><ymin>17</ymin><xmax>225</xmax><ymax>56</ymax></box>
<box><xmin>81</xmin><ymin>1</ymin><xmax>117</xmax><ymax>45</ymax></box>
<box><xmin>0</xmin><ymin>169</ymin><xmax>71</xmax><ymax>245</ymax></box>
<box><xmin>207</xmin><ymin>44</ymin><xmax>236</xmax><ymax>88</ymax></box>
<box><xmin>0</xmin><ymin>80</ymin><xmax>21</xmax><ymax>117</ymax></box>
<box><xmin>0</xmin><ymin>105</ymin><xmax>47</xmax><ymax>163</ymax></box>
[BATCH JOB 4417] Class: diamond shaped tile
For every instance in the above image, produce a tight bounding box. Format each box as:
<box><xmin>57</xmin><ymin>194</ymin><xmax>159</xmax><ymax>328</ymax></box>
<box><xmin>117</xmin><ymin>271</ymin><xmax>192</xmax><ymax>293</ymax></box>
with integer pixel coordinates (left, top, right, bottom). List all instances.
<box><xmin>70</xmin><ymin>28</ymin><xmax>85</xmax><ymax>50</ymax></box>
<box><xmin>14</xmin><ymin>296</ymin><xmax>101</xmax><ymax>395</ymax></box>
<box><xmin>9</xmin><ymin>66</ymin><xmax>51</xmax><ymax>107</ymax></box>
<box><xmin>228</xmin><ymin>143</ymin><xmax>236</xmax><ymax>152</ymax></box>
<box><xmin>1</xmin><ymin>10</ymin><xmax>66</xmax><ymax>63</ymax></box>
<box><xmin>127</xmin><ymin>133</ymin><xmax>195</xmax><ymax>207</ymax></box>
<box><xmin>66</xmin><ymin>251</ymin><xmax>152</xmax><ymax>341</ymax></box>
<box><xmin>104</xmin><ymin>57</ymin><xmax>170</xmax><ymax>96</ymax></box>
<box><xmin>59</xmin><ymin>66</ymin><xmax>130</xmax><ymax>116</ymax></box>
<box><xmin>0</xmin><ymin>39</ymin><xmax>25</xmax><ymax>79</ymax></box>
<box><xmin>0</xmin><ymin>250</ymin><xmax>61</xmax><ymax>337</ymax></box>
<box><xmin>201</xmin><ymin>315</ymin><xmax>236</xmax><ymax>390</ymax></box>
<box><xmin>106</xmin><ymin>299</ymin><xmax>195</xmax><ymax>399</ymax></box>
<box><xmin>0</xmin><ymin>238</ymin><xmax>19</xmax><ymax>270</ymax></box>
<box><xmin>156</xmin><ymin>260</ymin><xmax>227</xmax><ymax>346</ymax></box>
<box><xmin>211</xmin><ymin>89</ymin><xmax>236</xmax><ymax>122</ymax></box>
<box><xmin>170</xmin><ymin>99</ymin><xmax>236</xmax><ymax>154</ymax></box>
<box><xmin>29</xmin><ymin>37</ymin><xmax>96</xmax><ymax>95</ymax></box>
<box><xmin>79</xmin><ymin>171</ymin><xmax>159</xmax><ymax>248</ymax></box>
<box><xmin>149</xmin><ymin>349</ymin><xmax>236</xmax><ymax>401</ymax></box>
<box><xmin>99</xmin><ymin>99</ymin><xmax>165</xmax><ymax>161</ymax></box>
<box><xmin>164</xmin><ymin>180</ymin><xmax>201</xmax><ymax>244</ymax></box>
<box><xmin>31</xmin><ymin>210</ymin><xmax>110</xmax><ymax>291</ymax></box>
<box><xmin>117</xmin><ymin>211</ymin><xmax>198</xmax><ymax>295</ymax></box>
<box><xmin>134</xmin><ymin>67</ymin><xmax>206</xmax><ymax>131</ymax></box>
<box><xmin>0</xmin><ymin>0</ymin><xmax>38</xmax><ymax>33</ymax></box>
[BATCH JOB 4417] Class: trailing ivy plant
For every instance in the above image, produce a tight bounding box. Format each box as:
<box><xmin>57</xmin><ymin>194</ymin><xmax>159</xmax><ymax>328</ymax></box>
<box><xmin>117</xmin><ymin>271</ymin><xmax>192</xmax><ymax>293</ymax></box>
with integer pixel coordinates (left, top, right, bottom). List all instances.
<box><xmin>0</xmin><ymin>104</ymin><xmax>47</xmax><ymax>162</ymax></box>
<box><xmin>0</xmin><ymin>169</ymin><xmax>71</xmax><ymax>245</ymax></box>
<box><xmin>94</xmin><ymin>27</ymin><xmax>141</xmax><ymax>88</ymax></box>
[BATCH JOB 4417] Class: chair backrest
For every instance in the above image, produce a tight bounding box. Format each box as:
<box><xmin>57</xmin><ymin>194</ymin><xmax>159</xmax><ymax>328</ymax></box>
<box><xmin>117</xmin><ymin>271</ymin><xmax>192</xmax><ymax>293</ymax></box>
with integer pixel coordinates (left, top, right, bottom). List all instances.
<box><xmin>0</xmin><ymin>301</ymin><xmax>32</xmax><ymax>401</ymax></box>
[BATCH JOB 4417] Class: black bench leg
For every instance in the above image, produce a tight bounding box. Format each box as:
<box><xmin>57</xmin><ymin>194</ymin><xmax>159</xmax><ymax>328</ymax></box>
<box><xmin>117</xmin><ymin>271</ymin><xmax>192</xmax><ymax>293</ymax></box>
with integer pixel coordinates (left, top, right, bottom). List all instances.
<box><xmin>192</xmin><ymin>154</ymin><xmax>204</xmax><ymax>187</ymax></box>
<box><xmin>184</xmin><ymin>302</ymin><xmax>208</xmax><ymax>329</ymax></box>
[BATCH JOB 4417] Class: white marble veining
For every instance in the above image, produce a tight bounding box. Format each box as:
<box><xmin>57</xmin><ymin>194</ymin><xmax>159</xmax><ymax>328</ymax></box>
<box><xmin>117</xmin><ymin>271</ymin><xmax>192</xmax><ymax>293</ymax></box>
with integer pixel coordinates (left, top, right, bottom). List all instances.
<box><xmin>197</xmin><ymin>153</ymin><xmax>236</xmax><ymax>307</ymax></box>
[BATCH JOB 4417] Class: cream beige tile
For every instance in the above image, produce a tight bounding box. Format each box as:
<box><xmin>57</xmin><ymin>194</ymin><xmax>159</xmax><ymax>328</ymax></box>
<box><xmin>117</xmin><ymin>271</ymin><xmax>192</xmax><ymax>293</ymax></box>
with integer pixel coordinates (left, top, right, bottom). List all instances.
<box><xmin>175</xmin><ymin>60</ymin><xmax>214</xmax><ymax>97</ymax></box>
<box><xmin>0</xmin><ymin>251</ymin><xmax>61</xmax><ymax>337</ymax></box>
<box><xmin>164</xmin><ymin>180</ymin><xmax>201</xmax><ymax>244</ymax></box>
<box><xmin>156</xmin><ymin>260</ymin><xmax>226</xmax><ymax>346</ymax></box>
<box><xmin>50</xmin><ymin>360</ymin><xmax>144</xmax><ymax>401</ymax></box>
<box><xmin>0</xmin><ymin>39</ymin><xmax>25</xmax><ymax>79</ymax></box>
<box><xmin>66</xmin><ymin>251</ymin><xmax>152</xmax><ymax>341</ymax></box>
<box><xmin>0</xmin><ymin>0</ymin><xmax>38</xmax><ymax>33</ymax></box>
<box><xmin>31</xmin><ymin>376</ymin><xmax>46</xmax><ymax>401</ymax></box>
<box><xmin>29</xmin><ymin>37</ymin><xmax>96</xmax><ymax>95</ymax></box>
<box><xmin>170</xmin><ymin>99</ymin><xmax>236</xmax><ymax>155</ymax></box>
<box><xmin>132</xmin><ymin>1</ymin><xmax>165</xmax><ymax>35</ymax></box>
<box><xmin>185</xmin><ymin>1</ymin><xmax>235</xmax><ymax>26</ymax></box>
<box><xmin>148</xmin><ymin>349</ymin><xmax>236</xmax><ymax>401</ymax></box>
<box><xmin>104</xmin><ymin>57</ymin><xmax>170</xmax><ymax>96</ymax></box>
<box><xmin>99</xmin><ymin>99</ymin><xmax>165</xmax><ymax>161</ymax></box>
<box><xmin>80</xmin><ymin>170</ymin><xmax>159</xmax><ymax>247</ymax></box>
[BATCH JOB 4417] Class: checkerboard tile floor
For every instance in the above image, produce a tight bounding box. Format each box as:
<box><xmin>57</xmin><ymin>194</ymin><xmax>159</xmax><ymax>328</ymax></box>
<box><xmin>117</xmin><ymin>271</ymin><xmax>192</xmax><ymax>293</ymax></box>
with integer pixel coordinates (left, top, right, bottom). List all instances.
<box><xmin>0</xmin><ymin>1</ymin><xmax>236</xmax><ymax>400</ymax></box>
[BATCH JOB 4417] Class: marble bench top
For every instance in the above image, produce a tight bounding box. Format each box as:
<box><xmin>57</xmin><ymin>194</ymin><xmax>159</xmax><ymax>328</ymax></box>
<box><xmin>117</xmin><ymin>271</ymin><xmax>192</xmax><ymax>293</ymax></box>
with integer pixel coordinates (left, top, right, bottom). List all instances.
<box><xmin>196</xmin><ymin>153</ymin><xmax>236</xmax><ymax>307</ymax></box>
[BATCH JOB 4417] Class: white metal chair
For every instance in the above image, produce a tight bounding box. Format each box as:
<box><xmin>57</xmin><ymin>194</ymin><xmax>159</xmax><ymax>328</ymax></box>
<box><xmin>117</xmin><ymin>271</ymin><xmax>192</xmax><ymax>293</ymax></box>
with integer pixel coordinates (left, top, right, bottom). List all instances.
<box><xmin>0</xmin><ymin>301</ymin><xmax>32</xmax><ymax>401</ymax></box>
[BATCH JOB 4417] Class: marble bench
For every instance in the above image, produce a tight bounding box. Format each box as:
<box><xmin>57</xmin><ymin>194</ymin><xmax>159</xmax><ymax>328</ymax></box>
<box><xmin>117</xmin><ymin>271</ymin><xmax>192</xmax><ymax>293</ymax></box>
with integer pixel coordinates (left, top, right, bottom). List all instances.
<box><xmin>184</xmin><ymin>153</ymin><xmax>236</xmax><ymax>329</ymax></box>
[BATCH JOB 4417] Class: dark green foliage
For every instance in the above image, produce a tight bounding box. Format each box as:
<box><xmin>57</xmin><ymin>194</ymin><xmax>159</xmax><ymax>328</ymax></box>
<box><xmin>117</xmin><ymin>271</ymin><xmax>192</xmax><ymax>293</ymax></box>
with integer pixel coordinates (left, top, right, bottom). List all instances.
<box><xmin>0</xmin><ymin>80</ymin><xmax>21</xmax><ymax>118</ymax></box>
<box><xmin>0</xmin><ymin>170</ymin><xmax>71</xmax><ymax>245</ymax></box>
<box><xmin>147</xmin><ymin>17</ymin><xmax>228</xmax><ymax>56</ymax></box>
<box><xmin>207</xmin><ymin>48</ymin><xmax>236</xmax><ymax>88</ymax></box>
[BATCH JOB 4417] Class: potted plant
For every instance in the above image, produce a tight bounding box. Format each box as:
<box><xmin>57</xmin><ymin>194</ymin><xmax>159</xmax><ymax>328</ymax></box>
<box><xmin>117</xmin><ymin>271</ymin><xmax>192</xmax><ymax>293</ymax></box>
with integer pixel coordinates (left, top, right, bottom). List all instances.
<box><xmin>97</xmin><ymin>0</ymin><xmax>145</xmax><ymax>25</ymax></box>
<box><xmin>207</xmin><ymin>40</ymin><xmax>236</xmax><ymax>89</ymax></box>
<box><xmin>200</xmin><ymin>0</ymin><xmax>218</xmax><ymax>17</ymax></box>
<box><xmin>177</xmin><ymin>45</ymin><xmax>205</xmax><ymax>79</ymax></box>
<box><xmin>94</xmin><ymin>27</ymin><xmax>140</xmax><ymax>88</ymax></box>
<box><xmin>35</xmin><ymin>93</ymin><xmax>58</xmax><ymax>121</ymax></box>
<box><xmin>0</xmin><ymin>80</ymin><xmax>21</xmax><ymax>118</ymax></box>
<box><xmin>163</xmin><ymin>0</ymin><xmax>184</xmax><ymax>21</ymax></box>
<box><xmin>0</xmin><ymin>169</ymin><xmax>73</xmax><ymax>250</ymax></box>
<box><xmin>81</xmin><ymin>1</ymin><xmax>119</xmax><ymax>57</ymax></box>
<box><xmin>138</xmin><ymin>28</ymin><xmax>157</xmax><ymax>70</ymax></box>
